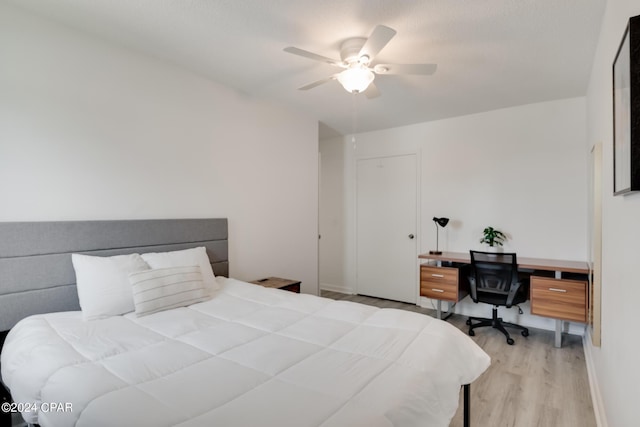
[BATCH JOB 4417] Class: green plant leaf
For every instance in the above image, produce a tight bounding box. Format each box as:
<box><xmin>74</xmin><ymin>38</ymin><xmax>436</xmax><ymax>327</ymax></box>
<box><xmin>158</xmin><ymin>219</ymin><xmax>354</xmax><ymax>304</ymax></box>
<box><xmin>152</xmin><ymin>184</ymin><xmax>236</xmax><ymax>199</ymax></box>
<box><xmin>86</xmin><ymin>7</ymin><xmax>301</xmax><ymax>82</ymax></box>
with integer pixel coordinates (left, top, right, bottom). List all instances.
<box><xmin>481</xmin><ymin>225</ymin><xmax>507</xmax><ymax>247</ymax></box>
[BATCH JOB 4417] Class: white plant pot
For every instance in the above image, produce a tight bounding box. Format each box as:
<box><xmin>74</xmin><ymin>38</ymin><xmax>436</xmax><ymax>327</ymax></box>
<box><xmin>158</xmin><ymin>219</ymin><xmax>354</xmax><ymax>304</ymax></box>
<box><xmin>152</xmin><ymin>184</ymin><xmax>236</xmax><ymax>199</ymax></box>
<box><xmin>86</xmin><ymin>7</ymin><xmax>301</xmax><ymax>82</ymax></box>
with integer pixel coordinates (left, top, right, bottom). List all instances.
<box><xmin>485</xmin><ymin>245</ymin><xmax>503</xmax><ymax>253</ymax></box>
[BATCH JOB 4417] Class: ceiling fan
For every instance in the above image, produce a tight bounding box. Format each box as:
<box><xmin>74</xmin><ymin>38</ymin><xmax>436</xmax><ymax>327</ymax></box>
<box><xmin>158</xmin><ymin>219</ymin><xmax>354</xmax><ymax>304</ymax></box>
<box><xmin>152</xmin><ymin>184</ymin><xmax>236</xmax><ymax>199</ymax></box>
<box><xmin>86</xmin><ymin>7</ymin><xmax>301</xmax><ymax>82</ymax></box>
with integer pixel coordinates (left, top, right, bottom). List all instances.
<box><xmin>284</xmin><ymin>25</ymin><xmax>437</xmax><ymax>98</ymax></box>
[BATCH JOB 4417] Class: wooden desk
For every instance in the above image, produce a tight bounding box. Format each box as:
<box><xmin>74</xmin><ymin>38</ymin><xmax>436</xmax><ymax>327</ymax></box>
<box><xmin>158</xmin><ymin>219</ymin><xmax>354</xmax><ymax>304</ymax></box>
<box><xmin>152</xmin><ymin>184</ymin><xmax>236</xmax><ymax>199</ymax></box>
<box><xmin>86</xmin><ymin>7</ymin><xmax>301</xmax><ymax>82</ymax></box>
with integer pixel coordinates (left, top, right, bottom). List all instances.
<box><xmin>418</xmin><ymin>252</ymin><xmax>589</xmax><ymax>347</ymax></box>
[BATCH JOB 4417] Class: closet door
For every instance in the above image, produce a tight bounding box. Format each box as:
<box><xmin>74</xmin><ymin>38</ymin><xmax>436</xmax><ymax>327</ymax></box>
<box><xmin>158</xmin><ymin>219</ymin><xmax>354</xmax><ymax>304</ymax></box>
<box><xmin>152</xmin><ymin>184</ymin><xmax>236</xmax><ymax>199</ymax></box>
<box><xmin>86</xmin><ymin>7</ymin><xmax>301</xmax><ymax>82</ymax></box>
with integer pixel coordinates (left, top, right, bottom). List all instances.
<box><xmin>356</xmin><ymin>154</ymin><xmax>417</xmax><ymax>303</ymax></box>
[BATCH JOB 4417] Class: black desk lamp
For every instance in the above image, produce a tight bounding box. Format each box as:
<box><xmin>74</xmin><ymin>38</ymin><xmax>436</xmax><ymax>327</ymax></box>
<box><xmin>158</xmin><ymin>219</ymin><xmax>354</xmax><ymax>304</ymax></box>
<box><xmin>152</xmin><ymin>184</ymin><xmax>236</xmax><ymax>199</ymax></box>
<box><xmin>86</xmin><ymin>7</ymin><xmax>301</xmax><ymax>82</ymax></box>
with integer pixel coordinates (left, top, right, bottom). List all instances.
<box><xmin>429</xmin><ymin>217</ymin><xmax>449</xmax><ymax>255</ymax></box>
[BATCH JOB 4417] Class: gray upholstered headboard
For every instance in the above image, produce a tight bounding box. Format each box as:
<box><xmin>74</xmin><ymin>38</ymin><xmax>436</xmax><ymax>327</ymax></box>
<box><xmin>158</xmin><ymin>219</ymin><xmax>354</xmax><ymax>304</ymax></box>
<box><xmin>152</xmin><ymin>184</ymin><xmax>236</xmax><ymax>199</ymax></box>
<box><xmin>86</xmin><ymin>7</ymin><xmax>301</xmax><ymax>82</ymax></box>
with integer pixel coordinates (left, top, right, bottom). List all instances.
<box><xmin>0</xmin><ymin>218</ymin><xmax>228</xmax><ymax>332</ymax></box>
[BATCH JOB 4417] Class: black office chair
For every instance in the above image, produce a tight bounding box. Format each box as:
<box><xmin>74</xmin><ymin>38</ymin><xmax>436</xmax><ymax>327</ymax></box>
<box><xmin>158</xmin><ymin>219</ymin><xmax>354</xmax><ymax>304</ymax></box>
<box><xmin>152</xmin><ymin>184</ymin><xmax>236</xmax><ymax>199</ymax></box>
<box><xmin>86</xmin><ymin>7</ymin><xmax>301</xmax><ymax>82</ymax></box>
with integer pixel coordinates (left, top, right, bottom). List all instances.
<box><xmin>467</xmin><ymin>250</ymin><xmax>529</xmax><ymax>345</ymax></box>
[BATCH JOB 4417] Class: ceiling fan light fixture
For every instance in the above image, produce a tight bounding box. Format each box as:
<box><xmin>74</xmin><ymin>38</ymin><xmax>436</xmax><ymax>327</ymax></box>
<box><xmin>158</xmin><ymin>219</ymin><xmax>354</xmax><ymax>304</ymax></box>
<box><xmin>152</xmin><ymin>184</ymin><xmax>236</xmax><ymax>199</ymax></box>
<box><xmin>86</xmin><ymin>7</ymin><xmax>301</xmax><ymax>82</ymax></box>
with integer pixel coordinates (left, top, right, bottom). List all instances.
<box><xmin>337</xmin><ymin>65</ymin><xmax>375</xmax><ymax>93</ymax></box>
<box><xmin>284</xmin><ymin>25</ymin><xmax>437</xmax><ymax>97</ymax></box>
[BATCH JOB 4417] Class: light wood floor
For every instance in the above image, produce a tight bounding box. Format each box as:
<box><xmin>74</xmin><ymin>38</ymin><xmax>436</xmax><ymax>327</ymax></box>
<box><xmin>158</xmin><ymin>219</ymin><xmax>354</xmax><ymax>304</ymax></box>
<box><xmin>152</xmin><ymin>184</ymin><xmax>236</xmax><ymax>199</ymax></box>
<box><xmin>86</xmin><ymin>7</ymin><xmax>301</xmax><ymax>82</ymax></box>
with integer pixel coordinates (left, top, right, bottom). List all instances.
<box><xmin>321</xmin><ymin>291</ymin><xmax>597</xmax><ymax>427</ymax></box>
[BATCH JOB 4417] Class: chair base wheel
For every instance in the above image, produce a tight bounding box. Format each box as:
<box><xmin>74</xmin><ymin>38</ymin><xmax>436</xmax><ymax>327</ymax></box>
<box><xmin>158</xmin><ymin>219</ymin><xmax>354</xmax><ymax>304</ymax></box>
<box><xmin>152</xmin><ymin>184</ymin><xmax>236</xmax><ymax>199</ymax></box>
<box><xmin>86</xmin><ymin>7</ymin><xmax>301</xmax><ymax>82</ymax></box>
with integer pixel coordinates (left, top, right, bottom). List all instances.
<box><xmin>467</xmin><ymin>311</ymin><xmax>529</xmax><ymax>345</ymax></box>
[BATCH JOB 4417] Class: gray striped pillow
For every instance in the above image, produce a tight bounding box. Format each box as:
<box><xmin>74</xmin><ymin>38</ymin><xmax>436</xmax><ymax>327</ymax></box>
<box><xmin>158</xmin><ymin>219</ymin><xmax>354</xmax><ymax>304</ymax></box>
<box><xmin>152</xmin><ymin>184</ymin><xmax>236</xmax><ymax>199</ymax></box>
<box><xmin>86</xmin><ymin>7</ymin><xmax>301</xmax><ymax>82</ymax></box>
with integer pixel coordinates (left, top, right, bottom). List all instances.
<box><xmin>129</xmin><ymin>266</ymin><xmax>210</xmax><ymax>317</ymax></box>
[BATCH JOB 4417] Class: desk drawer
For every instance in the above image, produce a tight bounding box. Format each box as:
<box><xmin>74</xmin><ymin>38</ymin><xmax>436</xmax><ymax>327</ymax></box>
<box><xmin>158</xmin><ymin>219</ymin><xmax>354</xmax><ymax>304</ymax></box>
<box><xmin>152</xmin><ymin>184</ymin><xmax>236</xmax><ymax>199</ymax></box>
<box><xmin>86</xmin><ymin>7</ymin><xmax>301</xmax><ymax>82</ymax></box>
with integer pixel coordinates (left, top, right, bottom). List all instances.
<box><xmin>530</xmin><ymin>276</ymin><xmax>587</xmax><ymax>323</ymax></box>
<box><xmin>420</xmin><ymin>266</ymin><xmax>459</xmax><ymax>301</ymax></box>
<box><xmin>420</xmin><ymin>266</ymin><xmax>458</xmax><ymax>285</ymax></box>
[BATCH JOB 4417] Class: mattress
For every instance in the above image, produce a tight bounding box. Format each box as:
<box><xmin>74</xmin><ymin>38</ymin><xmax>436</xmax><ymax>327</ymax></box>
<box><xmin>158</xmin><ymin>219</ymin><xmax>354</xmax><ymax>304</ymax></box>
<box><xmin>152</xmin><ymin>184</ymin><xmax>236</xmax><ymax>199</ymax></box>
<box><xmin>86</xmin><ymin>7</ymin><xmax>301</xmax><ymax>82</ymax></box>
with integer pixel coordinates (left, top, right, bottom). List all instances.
<box><xmin>1</xmin><ymin>277</ymin><xmax>490</xmax><ymax>427</ymax></box>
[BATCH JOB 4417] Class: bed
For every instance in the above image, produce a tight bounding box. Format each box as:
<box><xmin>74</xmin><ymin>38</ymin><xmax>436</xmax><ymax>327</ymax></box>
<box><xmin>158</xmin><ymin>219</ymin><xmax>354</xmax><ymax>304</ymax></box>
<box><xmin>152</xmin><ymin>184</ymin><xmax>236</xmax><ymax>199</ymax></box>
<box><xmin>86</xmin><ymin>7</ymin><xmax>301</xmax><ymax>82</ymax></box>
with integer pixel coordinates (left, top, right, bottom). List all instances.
<box><xmin>0</xmin><ymin>219</ymin><xmax>490</xmax><ymax>427</ymax></box>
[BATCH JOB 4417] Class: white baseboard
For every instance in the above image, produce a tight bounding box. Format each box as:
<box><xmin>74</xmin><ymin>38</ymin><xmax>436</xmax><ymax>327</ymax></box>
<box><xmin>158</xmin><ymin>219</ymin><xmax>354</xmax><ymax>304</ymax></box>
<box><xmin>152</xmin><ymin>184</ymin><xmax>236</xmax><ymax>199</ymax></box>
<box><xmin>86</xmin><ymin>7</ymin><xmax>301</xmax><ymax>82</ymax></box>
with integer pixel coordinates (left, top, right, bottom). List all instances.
<box><xmin>319</xmin><ymin>283</ymin><xmax>355</xmax><ymax>294</ymax></box>
<box><xmin>583</xmin><ymin>330</ymin><xmax>608</xmax><ymax>427</ymax></box>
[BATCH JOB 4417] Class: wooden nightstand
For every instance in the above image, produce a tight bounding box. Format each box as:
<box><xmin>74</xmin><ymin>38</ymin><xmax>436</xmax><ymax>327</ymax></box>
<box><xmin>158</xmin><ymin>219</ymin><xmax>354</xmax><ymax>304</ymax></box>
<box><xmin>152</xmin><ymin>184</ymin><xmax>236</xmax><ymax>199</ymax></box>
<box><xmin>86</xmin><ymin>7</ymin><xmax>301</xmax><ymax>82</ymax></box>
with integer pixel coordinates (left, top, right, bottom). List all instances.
<box><xmin>250</xmin><ymin>277</ymin><xmax>301</xmax><ymax>293</ymax></box>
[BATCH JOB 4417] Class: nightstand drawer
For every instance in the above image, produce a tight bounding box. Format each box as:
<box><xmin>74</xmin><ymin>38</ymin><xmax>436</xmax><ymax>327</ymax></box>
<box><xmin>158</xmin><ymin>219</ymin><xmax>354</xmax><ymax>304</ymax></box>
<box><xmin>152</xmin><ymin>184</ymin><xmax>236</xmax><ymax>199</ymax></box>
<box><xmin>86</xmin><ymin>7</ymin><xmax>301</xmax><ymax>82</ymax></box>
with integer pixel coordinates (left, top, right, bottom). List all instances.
<box><xmin>530</xmin><ymin>276</ymin><xmax>587</xmax><ymax>322</ymax></box>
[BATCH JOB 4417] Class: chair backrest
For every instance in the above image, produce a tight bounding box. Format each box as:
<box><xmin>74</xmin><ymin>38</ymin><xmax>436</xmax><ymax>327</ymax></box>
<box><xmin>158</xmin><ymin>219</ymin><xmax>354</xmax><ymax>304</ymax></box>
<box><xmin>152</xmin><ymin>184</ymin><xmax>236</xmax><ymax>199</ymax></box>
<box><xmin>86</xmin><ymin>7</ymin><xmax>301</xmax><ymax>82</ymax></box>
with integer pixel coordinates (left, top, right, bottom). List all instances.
<box><xmin>469</xmin><ymin>250</ymin><xmax>518</xmax><ymax>295</ymax></box>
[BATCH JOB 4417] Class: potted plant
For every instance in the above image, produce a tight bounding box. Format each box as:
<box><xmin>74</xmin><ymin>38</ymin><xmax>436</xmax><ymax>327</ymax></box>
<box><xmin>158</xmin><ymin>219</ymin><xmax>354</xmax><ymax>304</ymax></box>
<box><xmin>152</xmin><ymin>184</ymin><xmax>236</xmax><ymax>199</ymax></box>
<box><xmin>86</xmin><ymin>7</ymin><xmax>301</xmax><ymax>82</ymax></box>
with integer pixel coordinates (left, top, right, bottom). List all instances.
<box><xmin>480</xmin><ymin>226</ymin><xmax>507</xmax><ymax>252</ymax></box>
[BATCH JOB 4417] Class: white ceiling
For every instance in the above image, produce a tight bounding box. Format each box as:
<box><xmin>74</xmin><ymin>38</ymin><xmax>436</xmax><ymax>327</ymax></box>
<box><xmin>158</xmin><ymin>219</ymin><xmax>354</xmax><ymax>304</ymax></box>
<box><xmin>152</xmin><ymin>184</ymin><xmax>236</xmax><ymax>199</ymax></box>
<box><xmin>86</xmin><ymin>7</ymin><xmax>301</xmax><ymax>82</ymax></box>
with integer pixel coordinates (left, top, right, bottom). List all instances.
<box><xmin>10</xmin><ymin>0</ymin><xmax>606</xmax><ymax>139</ymax></box>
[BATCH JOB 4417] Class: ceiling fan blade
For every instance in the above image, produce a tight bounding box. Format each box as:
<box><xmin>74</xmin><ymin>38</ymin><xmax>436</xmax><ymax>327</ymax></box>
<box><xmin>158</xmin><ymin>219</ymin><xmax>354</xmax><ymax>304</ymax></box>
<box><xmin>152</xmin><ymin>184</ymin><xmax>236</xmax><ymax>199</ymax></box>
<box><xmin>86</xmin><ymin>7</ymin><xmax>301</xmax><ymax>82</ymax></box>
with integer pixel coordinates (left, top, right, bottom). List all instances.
<box><xmin>284</xmin><ymin>47</ymin><xmax>344</xmax><ymax>67</ymax></box>
<box><xmin>359</xmin><ymin>25</ymin><xmax>397</xmax><ymax>61</ymax></box>
<box><xmin>298</xmin><ymin>75</ymin><xmax>337</xmax><ymax>90</ymax></box>
<box><xmin>364</xmin><ymin>83</ymin><xmax>381</xmax><ymax>99</ymax></box>
<box><xmin>375</xmin><ymin>63</ymin><xmax>437</xmax><ymax>75</ymax></box>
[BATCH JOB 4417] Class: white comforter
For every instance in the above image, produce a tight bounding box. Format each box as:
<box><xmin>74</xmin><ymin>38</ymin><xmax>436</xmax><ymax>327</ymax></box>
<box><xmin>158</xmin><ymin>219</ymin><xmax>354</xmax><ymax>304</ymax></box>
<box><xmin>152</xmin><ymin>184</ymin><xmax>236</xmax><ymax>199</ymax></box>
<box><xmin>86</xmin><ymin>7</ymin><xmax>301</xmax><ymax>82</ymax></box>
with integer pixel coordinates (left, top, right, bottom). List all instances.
<box><xmin>1</xmin><ymin>277</ymin><xmax>490</xmax><ymax>427</ymax></box>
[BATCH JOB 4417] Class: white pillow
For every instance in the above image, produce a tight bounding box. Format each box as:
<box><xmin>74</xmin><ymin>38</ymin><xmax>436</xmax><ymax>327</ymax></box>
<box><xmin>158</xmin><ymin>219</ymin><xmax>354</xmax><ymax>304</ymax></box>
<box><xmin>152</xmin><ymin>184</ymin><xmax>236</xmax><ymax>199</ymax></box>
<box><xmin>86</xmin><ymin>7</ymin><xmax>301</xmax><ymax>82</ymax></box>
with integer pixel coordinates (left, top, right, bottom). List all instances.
<box><xmin>71</xmin><ymin>253</ymin><xmax>150</xmax><ymax>320</ymax></box>
<box><xmin>141</xmin><ymin>247</ymin><xmax>218</xmax><ymax>293</ymax></box>
<box><xmin>129</xmin><ymin>266</ymin><xmax>210</xmax><ymax>317</ymax></box>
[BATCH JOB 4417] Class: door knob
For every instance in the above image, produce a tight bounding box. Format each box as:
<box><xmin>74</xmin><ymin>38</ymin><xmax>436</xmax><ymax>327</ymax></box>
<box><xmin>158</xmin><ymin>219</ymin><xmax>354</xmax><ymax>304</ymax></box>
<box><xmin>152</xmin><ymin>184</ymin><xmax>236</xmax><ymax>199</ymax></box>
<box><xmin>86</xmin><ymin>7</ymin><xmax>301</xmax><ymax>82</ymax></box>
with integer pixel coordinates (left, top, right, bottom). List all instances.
<box><xmin>408</xmin><ymin>234</ymin><xmax>415</xmax><ymax>239</ymax></box>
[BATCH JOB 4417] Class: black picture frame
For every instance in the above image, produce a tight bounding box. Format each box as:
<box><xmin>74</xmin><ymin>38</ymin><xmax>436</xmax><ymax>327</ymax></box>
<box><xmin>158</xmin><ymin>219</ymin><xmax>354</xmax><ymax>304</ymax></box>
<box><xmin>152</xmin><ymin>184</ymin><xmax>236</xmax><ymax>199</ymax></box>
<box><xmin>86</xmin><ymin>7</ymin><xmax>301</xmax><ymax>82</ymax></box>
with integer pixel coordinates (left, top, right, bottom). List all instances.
<box><xmin>613</xmin><ymin>15</ymin><xmax>640</xmax><ymax>195</ymax></box>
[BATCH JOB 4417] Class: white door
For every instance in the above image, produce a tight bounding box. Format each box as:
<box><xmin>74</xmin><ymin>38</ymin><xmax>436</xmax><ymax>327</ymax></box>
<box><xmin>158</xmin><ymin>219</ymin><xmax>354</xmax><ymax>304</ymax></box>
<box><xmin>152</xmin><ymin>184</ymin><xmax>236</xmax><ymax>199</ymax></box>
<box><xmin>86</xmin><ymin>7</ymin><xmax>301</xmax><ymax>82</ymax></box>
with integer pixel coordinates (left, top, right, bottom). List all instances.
<box><xmin>356</xmin><ymin>154</ymin><xmax>417</xmax><ymax>303</ymax></box>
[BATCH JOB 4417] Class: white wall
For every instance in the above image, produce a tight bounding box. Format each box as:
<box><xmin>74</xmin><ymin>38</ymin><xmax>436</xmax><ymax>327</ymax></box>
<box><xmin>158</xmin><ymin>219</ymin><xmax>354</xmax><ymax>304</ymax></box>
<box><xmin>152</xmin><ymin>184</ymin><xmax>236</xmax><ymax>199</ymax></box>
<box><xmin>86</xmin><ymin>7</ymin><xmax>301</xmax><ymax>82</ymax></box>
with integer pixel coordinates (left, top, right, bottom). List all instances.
<box><xmin>320</xmin><ymin>97</ymin><xmax>588</xmax><ymax>331</ymax></box>
<box><xmin>586</xmin><ymin>1</ymin><xmax>640</xmax><ymax>426</ymax></box>
<box><xmin>0</xmin><ymin>3</ymin><xmax>319</xmax><ymax>293</ymax></box>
